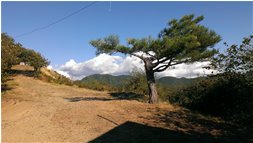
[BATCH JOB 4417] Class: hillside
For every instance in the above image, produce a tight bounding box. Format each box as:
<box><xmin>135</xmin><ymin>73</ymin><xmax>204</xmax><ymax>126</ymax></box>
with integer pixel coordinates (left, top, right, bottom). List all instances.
<box><xmin>78</xmin><ymin>74</ymin><xmax>197</xmax><ymax>87</ymax></box>
<box><xmin>79</xmin><ymin>74</ymin><xmax>130</xmax><ymax>87</ymax></box>
<box><xmin>39</xmin><ymin>67</ymin><xmax>73</xmax><ymax>85</ymax></box>
<box><xmin>2</xmin><ymin>73</ymin><xmax>249</xmax><ymax>142</ymax></box>
<box><xmin>10</xmin><ymin>65</ymin><xmax>73</xmax><ymax>86</ymax></box>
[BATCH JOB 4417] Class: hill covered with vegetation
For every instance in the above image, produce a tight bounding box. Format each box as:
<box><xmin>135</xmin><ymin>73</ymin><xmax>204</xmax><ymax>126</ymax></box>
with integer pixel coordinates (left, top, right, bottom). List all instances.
<box><xmin>1</xmin><ymin>33</ymin><xmax>49</xmax><ymax>81</ymax></box>
<box><xmin>79</xmin><ymin>74</ymin><xmax>130</xmax><ymax>87</ymax></box>
<box><xmin>1</xmin><ymin>33</ymin><xmax>73</xmax><ymax>87</ymax></box>
<box><xmin>77</xmin><ymin>74</ymin><xmax>197</xmax><ymax>88</ymax></box>
<box><xmin>157</xmin><ymin>76</ymin><xmax>198</xmax><ymax>87</ymax></box>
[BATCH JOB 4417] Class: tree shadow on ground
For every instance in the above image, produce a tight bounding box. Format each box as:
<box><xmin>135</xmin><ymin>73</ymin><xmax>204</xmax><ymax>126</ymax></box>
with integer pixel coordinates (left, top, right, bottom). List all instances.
<box><xmin>138</xmin><ymin>107</ymin><xmax>252</xmax><ymax>143</ymax></box>
<box><xmin>88</xmin><ymin>121</ymin><xmax>228</xmax><ymax>143</ymax></box>
<box><xmin>109</xmin><ymin>92</ymin><xmax>146</xmax><ymax>101</ymax></box>
<box><xmin>64</xmin><ymin>92</ymin><xmax>146</xmax><ymax>102</ymax></box>
<box><xmin>64</xmin><ymin>97</ymin><xmax>122</xmax><ymax>102</ymax></box>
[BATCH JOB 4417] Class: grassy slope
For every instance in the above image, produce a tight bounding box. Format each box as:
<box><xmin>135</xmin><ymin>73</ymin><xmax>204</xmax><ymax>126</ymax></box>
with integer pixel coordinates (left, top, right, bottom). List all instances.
<box><xmin>10</xmin><ymin>65</ymin><xmax>73</xmax><ymax>85</ymax></box>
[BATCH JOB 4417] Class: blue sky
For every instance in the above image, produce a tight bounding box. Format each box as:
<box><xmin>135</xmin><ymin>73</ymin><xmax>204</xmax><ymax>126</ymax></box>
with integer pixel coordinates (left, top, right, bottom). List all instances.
<box><xmin>1</xmin><ymin>1</ymin><xmax>253</xmax><ymax>79</ymax></box>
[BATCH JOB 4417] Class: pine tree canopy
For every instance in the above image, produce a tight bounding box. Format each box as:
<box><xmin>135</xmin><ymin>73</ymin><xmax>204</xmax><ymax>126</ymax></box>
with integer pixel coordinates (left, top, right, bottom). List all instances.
<box><xmin>90</xmin><ymin>14</ymin><xmax>221</xmax><ymax>73</ymax></box>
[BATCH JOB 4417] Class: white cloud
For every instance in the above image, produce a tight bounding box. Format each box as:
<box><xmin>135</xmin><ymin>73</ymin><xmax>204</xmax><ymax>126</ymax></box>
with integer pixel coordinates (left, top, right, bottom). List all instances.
<box><xmin>47</xmin><ymin>65</ymin><xmax>53</xmax><ymax>70</ymax></box>
<box><xmin>157</xmin><ymin>61</ymin><xmax>216</xmax><ymax>78</ymax></box>
<box><xmin>51</xmin><ymin>54</ymin><xmax>216</xmax><ymax>80</ymax></box>
<box><xmin>56</xmin><ymin>70</ymin><xmax>71</xmax><ymax>78</ymax></box>
<box><xmin>52</xmin><ymin>54</ymin><xmax>143</xmax><ymax>80</ymax></box>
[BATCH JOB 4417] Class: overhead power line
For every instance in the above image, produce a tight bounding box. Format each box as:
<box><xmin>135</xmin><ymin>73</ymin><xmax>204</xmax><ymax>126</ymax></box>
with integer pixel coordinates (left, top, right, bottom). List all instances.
<box><xmin>15</xmin><ymin>1</ymin><xmax>97</xmax><ymax>38</ymax></box>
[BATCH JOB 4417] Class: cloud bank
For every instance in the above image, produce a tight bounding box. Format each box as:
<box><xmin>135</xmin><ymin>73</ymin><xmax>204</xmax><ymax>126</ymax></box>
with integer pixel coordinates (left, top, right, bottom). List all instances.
<box><xmin>51</xmin><ymin>54</ymin><xmax>215</xmax><ymax>80</ymax></box>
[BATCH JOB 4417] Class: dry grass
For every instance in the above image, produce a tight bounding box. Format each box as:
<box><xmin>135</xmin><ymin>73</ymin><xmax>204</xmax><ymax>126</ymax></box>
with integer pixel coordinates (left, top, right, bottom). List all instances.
<box><xmin>11</xmin><ymin>64</ymin><xmax>34</xmax><ymax>71</ymax></box>
<box><xmin>2</xmin><ymin>75</ymin><xmax>246</xmax><ymax>142</ymax></box>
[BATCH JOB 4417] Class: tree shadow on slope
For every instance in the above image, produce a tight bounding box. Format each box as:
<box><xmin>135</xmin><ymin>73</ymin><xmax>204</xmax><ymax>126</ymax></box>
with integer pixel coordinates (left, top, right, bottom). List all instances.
<box><xmin>1</xmin><ymin>77</ymin><xmax>15</xmax><ymax>93</ymax></box>
<box><xmin>8</xmin><ymin>69</ymin><xmax>35</xmax><ymax>77</ymax></box>
<box><xmin>88</xmin><ymin>121</ymin><xmax>227</xmax><ymax>143</ymax></box>
<box><xmin>1</xmin><ymin>83</ymin><xmax>13</xmax><ymax>93</ymax></box>
<box><xmin>2</xmin><ymin>70</ymin><xmax>35</xmax><ymax>93</ymax></box>
<box><xmin>138</xmin><ymin>107</ymin><xmax>252</xmax><ymax>143</ymax></box>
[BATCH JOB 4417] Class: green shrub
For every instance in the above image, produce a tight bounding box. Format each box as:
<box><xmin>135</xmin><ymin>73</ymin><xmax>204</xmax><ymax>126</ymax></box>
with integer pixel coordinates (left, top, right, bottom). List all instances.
<box><xmin>124</xmin><ymin>69</ymin><xmax>148</xmax><ymax>95</ymax></box>
<box><xmin>170</xmin><ymin>71</ymin><xmax>253</xmax><ymax>125</ymax></box>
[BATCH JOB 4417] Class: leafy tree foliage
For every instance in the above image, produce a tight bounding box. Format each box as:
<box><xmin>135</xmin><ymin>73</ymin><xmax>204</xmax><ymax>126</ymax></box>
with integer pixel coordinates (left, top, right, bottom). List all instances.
<box><xmin>18</xmin><ymin>48</ymin><xmax>49</xmax><ymax>73</ymax></box>
<box><xmin>90</xmin><ymin>14</ymin><xmax>221</xmax><ymax>103</ymax></box>
<box><xmin>212</xmin><ymin>35</ymin><xmax>253</xmax><ymax>72</ymax></box>
<box><xmin>1</xmin><ymin>33</ymin><xmax>49</xmax><ymax>80</ymax></box>
<box><xmin>1</xmin><ymin>33</ymin><xmax>22</xmax><ymax>75</ymax></box>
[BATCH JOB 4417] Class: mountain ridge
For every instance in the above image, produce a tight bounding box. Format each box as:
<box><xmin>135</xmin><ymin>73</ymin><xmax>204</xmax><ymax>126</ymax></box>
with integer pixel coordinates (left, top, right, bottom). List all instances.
<box><xmin>77</xmin><ymin>74</ymin><xmax>198</xmax><ymax>87</ymax></box>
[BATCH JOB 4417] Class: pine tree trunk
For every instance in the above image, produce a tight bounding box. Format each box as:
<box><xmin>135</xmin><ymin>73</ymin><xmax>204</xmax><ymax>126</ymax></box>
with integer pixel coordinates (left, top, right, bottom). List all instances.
<box><xmin>145</xmin><ymin>60</ymin><xmax>158</xmax><ymax>104</ymax></box>
<box><xmin>148</xmin><ymin>81</ymin><xmax>158</xmax><ymax>104</ymax></box>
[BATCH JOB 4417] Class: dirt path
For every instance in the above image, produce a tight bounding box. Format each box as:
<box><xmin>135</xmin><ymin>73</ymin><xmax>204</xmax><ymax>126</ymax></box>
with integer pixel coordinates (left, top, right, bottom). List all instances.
<box><xmin>1</xmin><ymin>75</ymin><xmax>245</xmax><ymax>142</ymax></box>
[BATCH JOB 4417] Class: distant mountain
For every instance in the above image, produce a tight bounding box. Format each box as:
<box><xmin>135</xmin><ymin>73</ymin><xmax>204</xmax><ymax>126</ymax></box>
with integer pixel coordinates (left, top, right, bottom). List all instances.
<box><xmin>78</xmin><ymin>74</ymin><xmax>199</xmax><ymax>87</ymax></box>
<box><xmin>79</xmin><ymin>74</ymin><xmax>130</xmax><ymax>87</ymax></box>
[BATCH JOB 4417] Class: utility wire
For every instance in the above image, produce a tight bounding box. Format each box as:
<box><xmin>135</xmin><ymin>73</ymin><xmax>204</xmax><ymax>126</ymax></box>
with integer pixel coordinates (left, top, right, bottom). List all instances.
<box><xmin>15</xmin><ymin>1</ymin><xmax>97</xmax><ymax>38</ymax></box>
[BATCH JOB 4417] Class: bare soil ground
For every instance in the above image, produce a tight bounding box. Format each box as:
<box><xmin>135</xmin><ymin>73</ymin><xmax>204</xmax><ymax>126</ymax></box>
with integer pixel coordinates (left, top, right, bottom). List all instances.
<box><xmin>1</xmin><ymin>75</ymin><xmax>249</xmax><ymax>142</ymax></box>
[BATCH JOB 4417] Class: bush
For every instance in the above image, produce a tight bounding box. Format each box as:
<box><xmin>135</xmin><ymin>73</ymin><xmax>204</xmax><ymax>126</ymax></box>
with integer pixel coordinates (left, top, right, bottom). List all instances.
<box><xmin>124</xmin><ymin>69</ymin><xmax>148</xmax><ymax>95</ymax></box>
<box><xmin>170</xmin><ymin>71</ymin><xmax>253</xmax><ymax>125</ymax></box>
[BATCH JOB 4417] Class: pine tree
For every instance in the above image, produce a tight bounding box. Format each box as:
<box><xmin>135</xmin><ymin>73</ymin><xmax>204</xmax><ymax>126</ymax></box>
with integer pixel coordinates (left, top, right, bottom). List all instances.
<box><xmin>90</xmin><ymin>14</ymin><xmax>221</xmax><ymax>103</ymax></box>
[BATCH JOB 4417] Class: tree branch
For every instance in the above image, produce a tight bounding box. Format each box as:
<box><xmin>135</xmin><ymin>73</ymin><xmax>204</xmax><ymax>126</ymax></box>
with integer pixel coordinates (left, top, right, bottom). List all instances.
<box><xmin>159</xmin><ymin>57</ymin><xmax>170</xmax><ymax>63</ymax></box>
<box><xmin>170</xmin><ymin>59</ymin><xmax>189</xmax><ymax>66</ymax></box>
<box><xmin>154</xmin><ymin>65</ymin><xmax>169</xmax><ymax>72</ymax></box>
<box><xmin>152</xmin><ymin>57</ymin><xmax>171</xmax><ymax>68</ymax></box>
<box><xmin>145</xmin><ymin>51</ymin><xmax>157</xmax><ymax>59</ymax></box>
<box><xmin>152</xmin><ymin>60</ymin><xmax>160</xmax><ymax>68</ymax></box>
<box><xmin>131</xmin><ymin>53</ymin><xmax>145</xmax><ymax>61</ymax></box>
<box><xmin>153</xmin><ymin>58</ymin><xmax>173</xmax><ymax>72</ymax></box>
<box><xmin>153</xmin><ymin>57</ymin><xmax>173</xmax><ymax>68</ymax></box>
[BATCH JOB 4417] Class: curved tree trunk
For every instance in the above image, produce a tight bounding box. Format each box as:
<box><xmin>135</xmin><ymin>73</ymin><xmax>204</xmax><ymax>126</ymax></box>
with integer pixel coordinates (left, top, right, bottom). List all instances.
<box><xmin>145</xmin><ymin>60</ymin><xmax>158</xmax><ymax>104</ymax></box>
